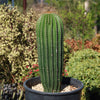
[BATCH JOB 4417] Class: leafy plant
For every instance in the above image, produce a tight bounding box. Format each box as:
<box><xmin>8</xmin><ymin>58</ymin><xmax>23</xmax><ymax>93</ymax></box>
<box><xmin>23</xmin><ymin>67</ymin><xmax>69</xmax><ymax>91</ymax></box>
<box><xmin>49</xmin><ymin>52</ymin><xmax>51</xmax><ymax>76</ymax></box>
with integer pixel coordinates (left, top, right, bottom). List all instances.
<box><xmin>64</xmin><ymin>39</ymin><xmax>82</xmax><ymax>52</ymax></box>
<box><xmin>0</xmin><ymin>83</ymin><xmax>24</xmax><ymax>100</ymax></box>
<box><xmin>62</xmin><ymin>2</ymin><xmax>95</xmax><ymax>40</ymax></box>
<box><xmin>92</xmin><ymin>34</ymin><xmax>100</xmax><ymax>45</ymax></box>
<box><xmin>21</xmin><ymin>64</ymin><xmax>39</xmax><ymax>83</ymax></box>
<box><xmin>0</xmin><ymin>5</ymin><xmax>38</xmax><ymax>84</ymax></box>
<box><xmin>63</xmin><ymin>41</ymin><xmax>72</xmax><ymax>64</ymax></box>
<box><xmin>66</xmin><ymin>49</ymin><xmax>100</xmax><ymax>100</ymax></box>
<box><xmin>64</xmin><ymin>38</ymin><xmax>100</xmax><ymax>53</ymax></box>
<box><xmin>89</xmin><ymin>0</ymin><xmax>100</xmax><ymax>31</ymax></box>
<box><xmin>46</xmin><ymin>0</ymin><xmax>95</xmax><ymax>40</ymax></box>
<box><xmin>92</xmin><ymin>34</ymin><xmax>100</xmax><ymax>52</ymax></box>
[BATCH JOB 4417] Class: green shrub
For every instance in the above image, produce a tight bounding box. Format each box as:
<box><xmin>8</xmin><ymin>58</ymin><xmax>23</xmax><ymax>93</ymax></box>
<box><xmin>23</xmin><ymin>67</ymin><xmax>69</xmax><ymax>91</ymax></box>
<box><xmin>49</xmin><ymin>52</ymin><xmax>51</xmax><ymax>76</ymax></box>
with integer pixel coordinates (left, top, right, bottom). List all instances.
<box><xmin>66</xmin><ymin>49</ymin><xmax>100</xmax><ymax>100</ymax></box>
<box><xmin>0</xmin><ymin>5</ymin><xmax>38</xmax><ymax>84</ymax></box>
<box><xmin>63</xmin><ymin>41</ymin><xmax>72</xmax><ymax>64</ymax></box>
<box><xmin>61</xmin><ymin>2</ymin><xmax>95</xmax><ymax>40</ymax></box>
<box><xmin>46</xmin><ymin>0</ymin><xmax>95</xmax><ymax>40</ymax></box>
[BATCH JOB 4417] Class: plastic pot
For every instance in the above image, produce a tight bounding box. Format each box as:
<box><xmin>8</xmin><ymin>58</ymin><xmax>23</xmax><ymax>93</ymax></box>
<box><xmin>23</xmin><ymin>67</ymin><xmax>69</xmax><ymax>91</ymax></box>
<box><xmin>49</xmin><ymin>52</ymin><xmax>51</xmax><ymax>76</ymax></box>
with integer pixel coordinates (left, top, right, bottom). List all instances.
<box><xmin>23</xmin><ymin>77</ymin><xmax>84</xmax><ymax>100</ymax></box>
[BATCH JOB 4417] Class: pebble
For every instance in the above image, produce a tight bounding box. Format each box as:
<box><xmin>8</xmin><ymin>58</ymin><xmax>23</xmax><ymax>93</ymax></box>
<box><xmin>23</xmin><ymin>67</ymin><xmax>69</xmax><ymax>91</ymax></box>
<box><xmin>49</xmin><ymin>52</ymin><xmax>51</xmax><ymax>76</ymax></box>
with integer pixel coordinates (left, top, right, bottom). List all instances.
<box><xmin>32</xmin><ymin>83</ymin><xmax>77</xmax><ymax>93</ymax></box>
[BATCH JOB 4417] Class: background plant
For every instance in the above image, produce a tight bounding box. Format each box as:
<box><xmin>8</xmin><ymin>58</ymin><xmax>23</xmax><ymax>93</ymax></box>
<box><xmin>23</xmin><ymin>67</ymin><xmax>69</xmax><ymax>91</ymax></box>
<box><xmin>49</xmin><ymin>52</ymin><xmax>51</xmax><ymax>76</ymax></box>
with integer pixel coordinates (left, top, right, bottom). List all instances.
<box><xmin>92</xmin><ymin>34</ymin><xmax>100</xmax><ymax>45</ymax></box>
<box><xmin>21</xmin><ymin>64</ymin><xmax>39</xmax><ymax>83</ymax></box>
<box><xmin>46</xmin><ymin>0</ymin><xmax>95</xmax><ymax>40</ymax></box>
<box><xmin>63</xmin><ymin>41</ymin><xmax>72</xmax><ymax>64</ymax></box>
<box><xmin>66</xmin><ymin>49</ymin><xmax>100</xmax><ymax>100</ymax></box>
<box><xmin>64</xmin><ymin>38</ymin><xmax>100</xmax><ymax>53</ymax></box>
<box><xmin>0</xmin><ymin>5</ymin><xmax>38</xmax><ymax>85</ymax></box>
<box><xmin>89</xmin><ymin>0</ymin><xmax>100</xmax><ymax>33</ymax></box>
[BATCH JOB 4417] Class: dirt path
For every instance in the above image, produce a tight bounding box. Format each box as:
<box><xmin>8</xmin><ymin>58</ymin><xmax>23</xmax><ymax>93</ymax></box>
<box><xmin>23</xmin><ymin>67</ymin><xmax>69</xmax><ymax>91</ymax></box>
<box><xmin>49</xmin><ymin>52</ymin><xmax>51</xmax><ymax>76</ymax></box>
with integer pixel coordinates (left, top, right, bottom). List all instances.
<box><xmin>32</xmin><ymin>3</ymin><xmax>57</xmax><ymax>16</ymax></box>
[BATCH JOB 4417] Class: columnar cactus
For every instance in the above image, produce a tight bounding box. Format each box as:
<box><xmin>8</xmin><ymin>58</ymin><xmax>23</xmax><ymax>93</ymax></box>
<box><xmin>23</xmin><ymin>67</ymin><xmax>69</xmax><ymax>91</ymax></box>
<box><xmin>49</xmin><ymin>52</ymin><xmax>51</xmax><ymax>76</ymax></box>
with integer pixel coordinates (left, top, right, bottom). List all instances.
<box><xmin>36</xmin><ymin>14</ymin><xmax>64</xmax><ymax>93</ymax></box>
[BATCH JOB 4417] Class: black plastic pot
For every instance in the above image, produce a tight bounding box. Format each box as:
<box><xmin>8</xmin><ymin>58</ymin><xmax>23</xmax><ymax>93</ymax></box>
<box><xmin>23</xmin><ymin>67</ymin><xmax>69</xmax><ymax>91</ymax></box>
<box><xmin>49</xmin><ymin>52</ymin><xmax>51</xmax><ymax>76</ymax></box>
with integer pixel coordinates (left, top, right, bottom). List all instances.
<box><xmin>23</xmin><ymin>77</ymin><xmax>84</xmax><ymax>100</ymax></box>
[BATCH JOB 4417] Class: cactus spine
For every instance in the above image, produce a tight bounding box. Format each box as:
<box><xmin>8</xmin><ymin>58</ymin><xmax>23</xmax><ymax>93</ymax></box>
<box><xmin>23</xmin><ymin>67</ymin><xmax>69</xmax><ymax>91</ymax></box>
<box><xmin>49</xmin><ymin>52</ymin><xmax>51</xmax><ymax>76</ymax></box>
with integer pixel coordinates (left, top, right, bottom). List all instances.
<box><xmin>36</xmin><ymin>14</ymin><xmax>64</xmax><ymax>92</ymax></box>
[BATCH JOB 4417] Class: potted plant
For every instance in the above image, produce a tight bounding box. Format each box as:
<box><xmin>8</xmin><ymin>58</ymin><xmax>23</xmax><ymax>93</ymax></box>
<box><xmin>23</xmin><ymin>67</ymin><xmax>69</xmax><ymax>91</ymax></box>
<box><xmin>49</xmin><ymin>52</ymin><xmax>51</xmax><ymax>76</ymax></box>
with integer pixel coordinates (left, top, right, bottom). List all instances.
<box><xmin>23</xmin><ymin>13</ymin><xmax>84</xmax><ymax>100</ymax></box>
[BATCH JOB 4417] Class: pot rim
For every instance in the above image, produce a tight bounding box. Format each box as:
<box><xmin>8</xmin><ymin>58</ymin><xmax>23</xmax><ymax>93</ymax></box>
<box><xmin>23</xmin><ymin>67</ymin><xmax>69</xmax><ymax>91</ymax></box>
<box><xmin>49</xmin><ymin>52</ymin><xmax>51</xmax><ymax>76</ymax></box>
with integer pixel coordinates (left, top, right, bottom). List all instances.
<box><xmin>23</xmin><ymin>77</ymin><xmax>84</xmax><ymax>96</ymax></box>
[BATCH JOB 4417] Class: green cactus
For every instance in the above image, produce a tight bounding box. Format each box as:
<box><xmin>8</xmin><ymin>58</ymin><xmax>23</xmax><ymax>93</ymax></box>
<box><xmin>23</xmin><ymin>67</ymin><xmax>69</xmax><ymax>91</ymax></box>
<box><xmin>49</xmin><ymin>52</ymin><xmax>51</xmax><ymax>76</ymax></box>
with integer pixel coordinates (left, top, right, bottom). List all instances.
<box><xmin>36</xmin><ymin>13</ymin><xmax>64</xmax><ymax>93</ymax></box>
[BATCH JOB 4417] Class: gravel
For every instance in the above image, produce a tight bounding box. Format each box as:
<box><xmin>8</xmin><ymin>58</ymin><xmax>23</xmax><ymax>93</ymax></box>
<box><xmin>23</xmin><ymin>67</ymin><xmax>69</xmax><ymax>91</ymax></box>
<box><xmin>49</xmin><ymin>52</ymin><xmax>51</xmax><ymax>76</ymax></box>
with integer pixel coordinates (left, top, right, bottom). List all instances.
<box><xmin>32</xmin><ymin>83</ymin><xmax>77</xmax><ymax>93</ymax></box>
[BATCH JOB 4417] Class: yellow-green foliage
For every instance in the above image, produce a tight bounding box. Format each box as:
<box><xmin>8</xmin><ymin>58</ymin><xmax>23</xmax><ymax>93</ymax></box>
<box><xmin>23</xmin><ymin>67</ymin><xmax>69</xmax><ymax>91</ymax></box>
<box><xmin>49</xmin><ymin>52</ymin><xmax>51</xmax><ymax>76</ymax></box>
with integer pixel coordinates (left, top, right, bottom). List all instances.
<box><xmin>66</xmin><ymin>49</ymin><xmax>100</xmax><ymax>100</ymax></box>
<box><xmin>63</xmin><ymin>41</ymin><xmax>72</xmax><ymax>65</ymax></box>
<box><xmin>0</xmin><ymin>5</ymin><xmax>38</xmax><ymax>83</ymax></box>
<box><xmin>92</xmin><ymin>34</ymin><xmax>100</xmax><ymax>45</ymax></box>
